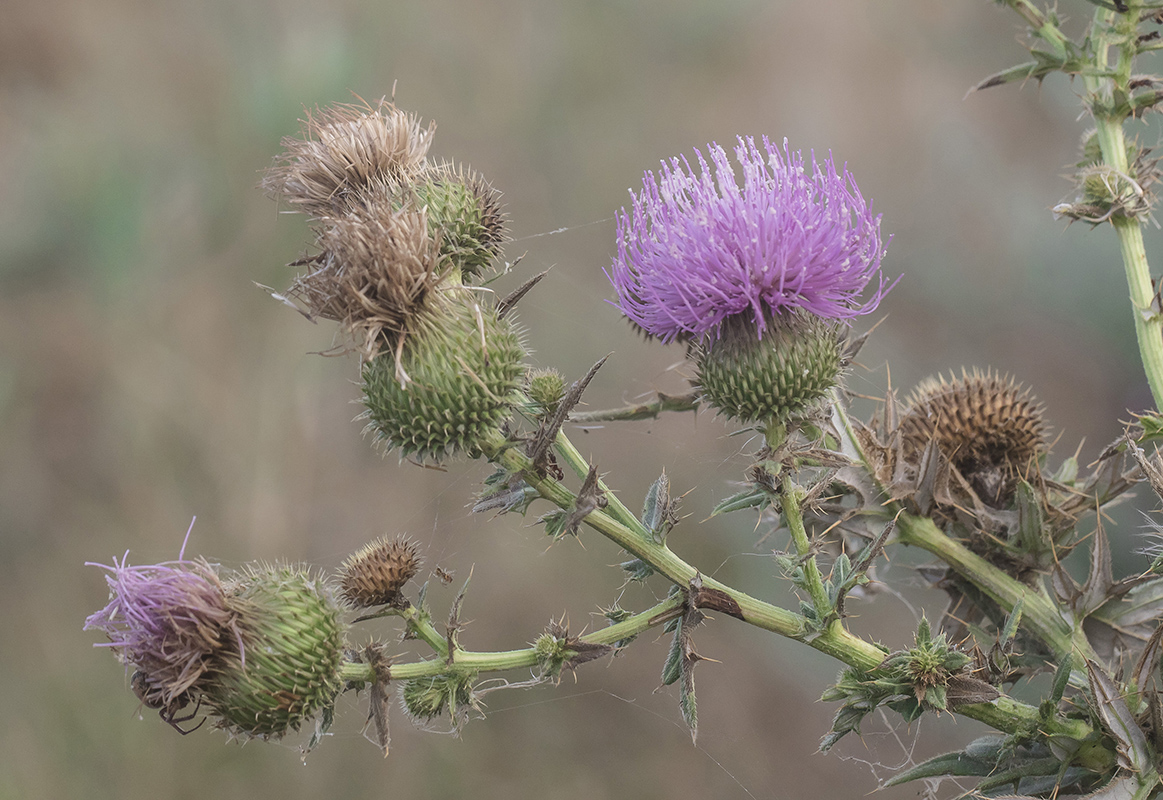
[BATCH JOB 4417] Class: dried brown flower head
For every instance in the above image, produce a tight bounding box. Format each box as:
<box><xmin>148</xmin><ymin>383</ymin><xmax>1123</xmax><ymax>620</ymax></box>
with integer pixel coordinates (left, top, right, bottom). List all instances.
<box><xmin>286</xmin><ymin>200</ymin><xmax>446</xmax><ymax>356</ymax></box>
<box><xmin>337</xmin><ymin>535</ymin><xmax>422</xmax><ymax>609</ymax></box>
<box><xmin>263</xmin><ymin>98</ymin><xmax>435</xmax><ymax>218</ymax></box>
<box><xmin>898</xmin><ymin>369</ymin><xmax>1048</xmax><ymax>505</ymax></box>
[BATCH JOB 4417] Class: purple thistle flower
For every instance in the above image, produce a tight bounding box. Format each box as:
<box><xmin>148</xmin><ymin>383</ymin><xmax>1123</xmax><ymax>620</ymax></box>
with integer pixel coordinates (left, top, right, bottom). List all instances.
<box><xmin>609</xmin><ymin>137</ymin><xmax>894</xmax><ymax>341</ymax></box>
<box><xmin>85</xmin><ymin>550</ymin><xmax>240</xmax><ymax>708</ymax></box>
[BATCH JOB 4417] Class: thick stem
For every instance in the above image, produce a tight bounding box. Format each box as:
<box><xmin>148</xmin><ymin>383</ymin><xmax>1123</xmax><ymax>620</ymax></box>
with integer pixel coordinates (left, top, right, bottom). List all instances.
<box><xmin>1083</xmin><ymin>1</ymin><xmax>1163</xmax><ymax>410</ymax></box>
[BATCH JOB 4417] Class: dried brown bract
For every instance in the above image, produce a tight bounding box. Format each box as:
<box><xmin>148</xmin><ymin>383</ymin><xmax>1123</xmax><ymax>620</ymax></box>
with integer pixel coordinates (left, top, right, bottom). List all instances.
<box><xmin>263</xmin><ymin>98</ymin><xmax>435</xmax><ymax>219</ymax></box>
<box><xmin>898</xmin><ymin>369</ymin><xmax>1048</xmax><ymax>507</ymax></box>
<box><xmin>338</xmin><ymin>535</ymin><xmax>422</xmax><ymax>609</ymax></box>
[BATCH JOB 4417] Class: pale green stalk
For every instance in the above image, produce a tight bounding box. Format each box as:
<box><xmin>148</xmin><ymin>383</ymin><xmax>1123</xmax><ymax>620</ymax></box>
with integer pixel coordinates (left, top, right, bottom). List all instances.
<box><xmin>1082</xmin><ymin>0</ymin><xmax>1163</xmax><ymax>410</ymax></box>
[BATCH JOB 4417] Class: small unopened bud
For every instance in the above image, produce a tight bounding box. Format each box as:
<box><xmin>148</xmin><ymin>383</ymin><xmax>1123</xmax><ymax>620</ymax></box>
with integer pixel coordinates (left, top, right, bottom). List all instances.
<box><xmin>337</xmin><ymin>535</ymin><xmax>422</xmax><ymax>609</ymax></box>
<box><xmin>694</xmin><ymin>312</ymin><xmax>844</xmax><ymax>425</ymax></box>
<box><xmin>205</xmin><ymin>565</ymin><xmax>345</xmax><ymax>739</ymax></box>
<box><xmin>361</xmin><ymin>292</ymin><xmax>526</xmax><ymax>462</ymax></box>
<box><xmin>525</xmin><ymin>367</ymin><xmax>566</xmax><ymax>416</ymax></box>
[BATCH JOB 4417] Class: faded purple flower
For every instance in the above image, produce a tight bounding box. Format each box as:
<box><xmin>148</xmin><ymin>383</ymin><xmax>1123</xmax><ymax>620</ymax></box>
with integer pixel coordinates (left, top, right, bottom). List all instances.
<box><xmin>609</xmin><ymin>137</ymin><xmax>893</xmax><ymax>341</ymax></box>
<box><xmin>85</xmin><ymin>551</ymin><xmax>239</xmax><ymax>708</ymax></box>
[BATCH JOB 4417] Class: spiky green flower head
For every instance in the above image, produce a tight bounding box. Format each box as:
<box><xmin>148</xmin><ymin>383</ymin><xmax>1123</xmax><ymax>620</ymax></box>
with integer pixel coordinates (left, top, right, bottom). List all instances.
<box><xmin>694</xmin><ymin>311</ymin><xmax>845</xmax><ymax>426</ymax></box>
<box><xmin>400</xmin><ymin>673</ymin><xmax>477</xmax><ymax>724</ymax></box>
<box><xmin>361</xmin><ymin>290</ymin><xmax>526</xmax><ymax>462</ymax></box>
<box><xmin>525</xmin><ymin>367</ymin><xmax>566</xmax><ymax>416</ymax></box>
<box><xmin>204</xmin><ymin>565</ymin><xmax>345</xmax><ymax>739</ymax></box>
<box><xmin>410</xmin><ymin>162</ymin><xmax>506</xmax><ymax>281</ymax></box>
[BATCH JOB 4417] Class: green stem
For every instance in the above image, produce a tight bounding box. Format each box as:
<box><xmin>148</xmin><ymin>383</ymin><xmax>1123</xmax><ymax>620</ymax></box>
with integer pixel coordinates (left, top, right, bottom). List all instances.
<box><xmin>832</xmin><ymin>401</ymin><xmax>1097</xmax><ymax>665</ymax></box>
<box><xmin>399</xmin><ymin>601</ymin><xmax>449</xmax><ymax>658</ymax></box>
<box><xmin>479</xmin><ymin>426</ymin><xmax>887</xmax><ymax>672</ymax></box>
<box><xmin>340</xmin><ymin>594</ymin><xmax>685</xmax><ymax>683</ymax></box>
<box><xmin>780</xmin><ymin>474</ymin><xmax>833</xmax><ymax>622</ymax></box>
<box><xmin>1083</xmin><ymin>1</ymin><xmax>1163</xmax><ymax>411</ymax></box>
<box><xmin>567</xmin><ymin>390</ymin><xmax>700</xmax><ymax>423</ymax></box>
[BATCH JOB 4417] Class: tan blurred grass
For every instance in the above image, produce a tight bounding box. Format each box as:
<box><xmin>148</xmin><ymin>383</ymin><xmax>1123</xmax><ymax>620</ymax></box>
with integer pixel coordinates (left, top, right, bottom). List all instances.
<box><xmin>0</xmin><ymin>1</ymin><xmax>1155</xmax><ymax>798</ymax></box>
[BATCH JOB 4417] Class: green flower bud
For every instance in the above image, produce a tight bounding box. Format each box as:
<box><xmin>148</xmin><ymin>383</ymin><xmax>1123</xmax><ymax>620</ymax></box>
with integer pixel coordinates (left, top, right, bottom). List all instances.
<box><xmin>361</xmin><ymin>292</ymin><xmax>525</xmax><ymax>462</ymax></box>
<box><xmin>401</xmin><ymin>673</ymin><xmax>476</xmax><ymax>723</ymax></box>
<box><xmin>694</xmin><ymin>312</ymin><xmax>844</xmax><ymax>425</ymax></box>
<box><xmin>413</xmin><ymin>163</ymin><xmax>505</xmax><ymax>281</ymax></box>
<box><xmin>525</xmin><ymin>367</ymin><xmax>566</xmax><ymax>416</ymax></box>
<box><xmin>205</xmin><ymin>565</ymin><xmax>345</xmax><ymax>739</ymax></box>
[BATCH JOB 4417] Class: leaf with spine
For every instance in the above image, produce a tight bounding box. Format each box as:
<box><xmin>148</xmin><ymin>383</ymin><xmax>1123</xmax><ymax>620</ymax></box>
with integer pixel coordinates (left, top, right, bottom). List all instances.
<box><xmin>640</xmin><ymin>471</ymin><xmax>673</xmax><ymax>543</ymax></box>
<box><xmin>1087</xmin><ymin>659</ymin><xmax>1151</xmax><ymax>775</ymax></box>
<box><xmin>1078</xmin><ymin>527</ymin><xmax>1115</xmax><ymax>618</ymax></box>
<box><xmin>710</xmin><ymin>486</ymin><xmax>773</xmax><ymax>516</ymax></box>
<box><xmin>1014</xmin><ymin>481</ymin><xmax>1044</xmax><ymax>556</ymax></box>
<box><xmin>1133</xmin><ymin>622</ymin><xmax>1163</xmax><ymax>695</ymax></box>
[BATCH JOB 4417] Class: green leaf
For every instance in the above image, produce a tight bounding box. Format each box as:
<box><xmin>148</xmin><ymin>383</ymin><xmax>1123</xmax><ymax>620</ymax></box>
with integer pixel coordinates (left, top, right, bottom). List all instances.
<box><xmin>660</xmin><ymin>627</ymin><xmax>682</xmax><ymax>686</ymax></box>
<box><xmin>1087</xmin><ymin>659</ymin><xmax>1151</xmax><ymax>775</ymax></box>
<box><xmin>1051</xmin><ymin>652</ymin><xmax>1073</xmax><ymax>706</ymax></box>
<box><xmin>883</xmin><ymin>750</ymin><xmax>997</xmax><ymax>786</ymax></box>
<box><xmin>640</xmin><ymin>471</ymin><xmax>673</xmax><ymax>543</ymax></box>
<box><xmin>710</xmin><ymin>486</ymin><xmax>772</xmax><ymax>516</ymax></box>
<box><xmin>1014</xmin><ymin>482</ymin><xmax>1044</xmax><ymax>555</ymax></box>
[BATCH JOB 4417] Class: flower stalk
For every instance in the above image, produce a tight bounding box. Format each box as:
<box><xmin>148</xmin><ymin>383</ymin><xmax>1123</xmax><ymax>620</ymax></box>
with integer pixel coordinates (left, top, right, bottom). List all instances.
<box><xmin>1081</xmin><ymin>0</ymin><xmax>1163</xmax><ymax>411</ymax></box>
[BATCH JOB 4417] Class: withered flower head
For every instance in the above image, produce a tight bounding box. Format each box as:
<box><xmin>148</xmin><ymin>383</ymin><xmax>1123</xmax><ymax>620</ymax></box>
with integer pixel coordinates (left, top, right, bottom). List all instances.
<box><xmin>899</xmin><ymin>369</ymin><xmax>1048</xmax><ymax>504</ymax></box>
<box><xmin>263</xmin><ymin>97</ymin><xmax>435</xmax><ymax>218</ymax></box>
<box><xmin>85</xmin><ymin>553</ymin><xmax>237</xmax><ymax>716</ymax></box>
<box><xmin>287</xmin><ymin>201</ymin><xmax>445</xmax><ymax>356</ymax></box>
<box><xmin>337</xmin><ymin>535</ymin><xmax>422</xmax><ymax>609</ymax></box>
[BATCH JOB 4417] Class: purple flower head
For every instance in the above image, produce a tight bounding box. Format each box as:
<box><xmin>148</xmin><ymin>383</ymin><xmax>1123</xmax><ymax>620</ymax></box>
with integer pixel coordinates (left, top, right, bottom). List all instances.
<box><xmin>609</xmin><ymin>137</ymin><xmax>895</xmax><ymax>341</ymax></box>
<box><xmin>85</xmin><ymin>549</ymin><xmax>239</xmax><ymax>709</ymax></box>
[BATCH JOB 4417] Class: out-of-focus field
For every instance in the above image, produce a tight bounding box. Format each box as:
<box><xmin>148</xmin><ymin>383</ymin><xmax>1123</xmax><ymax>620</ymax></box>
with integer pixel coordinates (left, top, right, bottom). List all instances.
<box><xmin>1</xmin><ymin>2</ymin><xmax>1159</xmax><ymax>798</ymax></box>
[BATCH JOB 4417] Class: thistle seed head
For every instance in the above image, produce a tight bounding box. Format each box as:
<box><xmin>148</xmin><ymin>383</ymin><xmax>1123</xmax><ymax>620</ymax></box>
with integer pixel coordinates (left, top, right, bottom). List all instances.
<box><xmin>337</xmin><ymin>535</ymin><xmax>422</xmax><ymax>609</ymax></box>
<box><xmin>412</xmin><ymin>162</ymin><xmax>506</xmax><ymax>280</ymax></box>
<box><xmin>263</xmin><ymin>98</ymin><xmax>435</xmax><ymax>219</ymax></box>
<box><xmin>899</xmin><ymin>369</ymin><xmax>1048</xmax><ymax>504</ymax></box>
<box><xmin>288</xmin><ymin>201</ymin><xmax>445</xmax><ymax>356</ymax></box>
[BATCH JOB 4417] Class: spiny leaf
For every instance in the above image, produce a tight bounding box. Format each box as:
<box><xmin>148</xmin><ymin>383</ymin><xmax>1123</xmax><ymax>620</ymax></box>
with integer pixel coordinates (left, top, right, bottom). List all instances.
<box><xmin>1087</xmin><ymin>659</ymin><xmax>1151</xmax><ymax>774</ymax></box>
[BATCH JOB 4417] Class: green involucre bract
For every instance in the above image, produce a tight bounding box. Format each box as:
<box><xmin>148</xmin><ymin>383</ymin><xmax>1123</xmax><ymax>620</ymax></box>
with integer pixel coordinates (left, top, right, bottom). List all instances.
<box><xmin>361</xmin><ymin>294</ymin><xmax>525</xmax><ymax>461</ymax></box>
<box><xmin>695</xmin><ymin>313</ymin><xmax>844</xmax><ymax>425</ymax></box>
<box><xmin>205</xmin><ymin>565</ymin><xmax>345</xmax><ymax>739</ymax></box>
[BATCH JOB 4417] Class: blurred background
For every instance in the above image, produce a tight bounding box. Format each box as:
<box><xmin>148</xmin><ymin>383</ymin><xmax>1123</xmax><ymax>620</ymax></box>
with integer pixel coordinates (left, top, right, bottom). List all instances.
<box><xmin>2</xmin><ymin>1</ymin><xmax>1161</xmax><ymax>798</ymax></box>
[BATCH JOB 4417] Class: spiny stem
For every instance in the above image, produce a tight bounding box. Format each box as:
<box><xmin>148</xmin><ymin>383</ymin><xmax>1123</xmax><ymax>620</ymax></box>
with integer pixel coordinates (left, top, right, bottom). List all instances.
<box><xmin>780</xmin><ymin>474</ymin><xmax>832</xmax><ymax>622</ymax></box>
<box><xmin>1083</xmin><ymin>1</ymin><xmax>1163</xmax><ymax>410</ymax></box>
<box><xmin>339</xmin><ymin>594</ymin><xmax>685</xmax><ymax>683</ymax></box>
<box><xmin>478</xmin><ymin>426</ymin><xmax>887</xmax><ymax>671</ymax></box>
<box><xmin>399</xmin><ymin>601</ymin><xmax>449</xmax><ymax>658</ymax></box>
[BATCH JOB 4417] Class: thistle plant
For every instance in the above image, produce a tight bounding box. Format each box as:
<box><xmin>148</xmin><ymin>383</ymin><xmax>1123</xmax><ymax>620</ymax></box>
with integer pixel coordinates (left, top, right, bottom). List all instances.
<box><xmin>84</xmin><ymin>5</ymin><xmax>1163</xmax><ymax>796</ymax></box>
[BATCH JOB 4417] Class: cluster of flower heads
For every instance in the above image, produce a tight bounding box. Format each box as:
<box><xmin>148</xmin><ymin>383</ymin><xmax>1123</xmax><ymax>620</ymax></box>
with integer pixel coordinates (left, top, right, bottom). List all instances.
<box><xmin>264</xmin><ymin>99</ymin><xmax>526</xmax><ymax>462</ymax></box>
<box><xmin>609</xmin><ymin>137</ymin><xmax>895</xmax><ymax>426</ymax></box>
<box><xmin>85</xmin><ymin>530</ymin><xmax>430</xmax><ymax>743</ymax></box>
<box><xmin>263</xmin><ymin>98</ymin><xmax>508</xmax><ymax>357</ymax></box>
<box><xmin>85</xmin><ymin>548</ymin><xmax>345</xmax><ymax>739</ymax></box>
